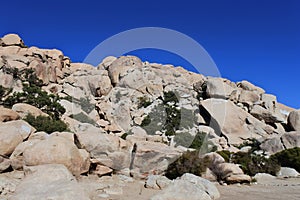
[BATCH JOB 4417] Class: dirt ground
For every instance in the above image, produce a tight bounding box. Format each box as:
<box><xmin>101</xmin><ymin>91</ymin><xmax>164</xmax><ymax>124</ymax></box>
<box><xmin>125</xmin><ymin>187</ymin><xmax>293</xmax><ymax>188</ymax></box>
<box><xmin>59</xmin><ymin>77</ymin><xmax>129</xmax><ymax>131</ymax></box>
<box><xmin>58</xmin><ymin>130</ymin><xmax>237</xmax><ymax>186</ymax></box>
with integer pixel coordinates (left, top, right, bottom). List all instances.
<box><xmin>118</xmin><ymin>177</ymin><xmax>300</xmax><ymax>200</ymax></box>
<box><xmin>217</xmin><ymin>178</ymin><xmax>300</xmax><ymax>200</ymax></box>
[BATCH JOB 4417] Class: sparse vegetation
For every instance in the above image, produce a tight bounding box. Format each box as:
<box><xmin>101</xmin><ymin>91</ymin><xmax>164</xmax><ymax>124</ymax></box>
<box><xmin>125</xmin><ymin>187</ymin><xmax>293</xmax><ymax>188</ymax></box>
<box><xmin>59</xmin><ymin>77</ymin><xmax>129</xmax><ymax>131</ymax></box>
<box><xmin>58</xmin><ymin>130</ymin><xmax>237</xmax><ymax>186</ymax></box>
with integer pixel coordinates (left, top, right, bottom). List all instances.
<box><xmin>217</xmin><ymin>150</ymin><xmax>232</xmax><ymax>163</ymax></box>
<box><xmin>24</xmin><ymin>114</ymin><xmax>68</xmax><ymax>134</ymax></box>
<box><xmin>271</xmin><ymin>147</ymin><xmax>300</xmax><ymax>172</ymax></box>
<box><xmin>1</xmin><ymin>68</ymin><xmax>65</xmax><ymax>119</ymax></box>
<box><xmin>165</xmin><ymin>150</ymin><xmax>211</xmax><ymax>179</ymax></box>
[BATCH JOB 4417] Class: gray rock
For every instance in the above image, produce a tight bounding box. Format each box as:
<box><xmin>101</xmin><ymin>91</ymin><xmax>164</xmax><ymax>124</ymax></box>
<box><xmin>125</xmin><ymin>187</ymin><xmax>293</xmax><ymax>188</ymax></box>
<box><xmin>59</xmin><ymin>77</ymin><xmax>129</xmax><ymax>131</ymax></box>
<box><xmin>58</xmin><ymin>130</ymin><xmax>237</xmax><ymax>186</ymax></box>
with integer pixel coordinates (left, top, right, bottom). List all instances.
<box><xmin>145</xmin><ymin>175</ymin><xmax>171</xmax><ymax>190</ymax></box>
<box><xmin>281</xmin><ymin>131</ymin><xmax>300</xmax><ymax>149</ymax></box>
<box><xmin>205</xmin><ymin>77</ymin><xmax>235</xmax><ymax>99</ymax></box>
<box><xmin>288</xmin><ymin>110</ymin><xmax>300</xmax><ymax>131</ymax></box>
<box><xmin>150</xmin><ymin>179</ymin><xmax>212</xmax><ymax>200</ymax></box>
<box><xmin>277</xmin><ymin>167</ymin><xmax>299</xmax><ymax>178</ymax></box>
<box><xmin>260</xmin><ymin>136</ymin><xmax>285</xmax><ymax>154</ymax></box>
<box><xmin>180</xmin><ymin>173</ymin><xmax>220</xmax><ymax>200</ymax></box>
<box><xmin>10</xmin><ymin>164</ymin><xmax>89</xmax><ymax>200</ymax></box>
<box><xmin>0</xmin><ymin>120</ymin><xmax>35</xmax><ymax>156</ymax></box>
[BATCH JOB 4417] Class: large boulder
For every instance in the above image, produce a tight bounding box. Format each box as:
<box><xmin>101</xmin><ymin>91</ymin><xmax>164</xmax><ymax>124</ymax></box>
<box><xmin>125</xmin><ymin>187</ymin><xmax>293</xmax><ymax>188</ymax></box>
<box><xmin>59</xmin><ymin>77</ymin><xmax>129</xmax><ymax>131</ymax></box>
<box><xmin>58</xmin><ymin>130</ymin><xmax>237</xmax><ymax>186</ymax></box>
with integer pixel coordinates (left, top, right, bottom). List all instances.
<box><xmin>150</xmin><ymin>173</ymin><xmax>220</xmax><ymax>200</ymax></box>
<box><xmin>22</xmin><ymin>134</ymin><xmax>90</xmax><ymax>175</ymax></box>
<box><xmin>73</xmin><ymin>123</ymin><xmax>131</xmax><ymax>171</ymax></box>
<box><xmin>237</xmin><ymin>80</ymin><xmax>265</xmax><ymax>95</ymax></box>
<box><xmin>200</xmin><ymin>98</ymin><xmax>269</xmax><ymax>145</ymax></box>
<box><xmin>250</xmin><ymin>105</ymin><xmax>284</xmax><ymax>123</ymax></box>
<box><xmin>288</xmin><ymin>110</ymin><xmax>300</xmax><ymax>131</ymax></box>
<box><xmin>10</xmin><ymin>164</ymin><xmax>89</xmax><ymax>200</ymax></box>
<box><xmin>277</xmin><ymin>167</ymin><xmax>299</xmax><ymax>178</ymax></box>
<box><xmin>281</xmin><ymin>131</ymin><xmax>300</xmax><ymax>149</ymax></box>
<box><xmin>132</xmin><ymin>141</ymin><xmax>182</xmax><ymax>176</ymax></box>
<box><xmin>0</xmin><ymin>120</ymin><xmax>35</xmax><ymax>155</ymax></box>
<box><xmin>0</xmin><ymin>107</ymin><xmax>20</xmax><ymax>122</ymax></box>
<box><xmin>260</xmin><ymin>136</ymin><xmax>285</xmax><ymax>154</ymax></box>
<box><xmin>12</xmin><ymin>103</ymin><xmax>48</xmax><ymax>118</ymax></box>
<box><xmin>205</xmin><ymin>77</ymin><xmax>235</xmax><ymax>99</ymax></box>
<box><xmin>107</xmin><ymin>56</ymin><xmax>143</xmax><ymax>85</ymax></box>
<box><xmin>212</xmin><ymin>163</ymin><xmax>251</xmax><ymax>184</ymax></box>
<box><xmin>1</xmin><ymin>34</ymin><xmax>25</xmax><ymax>47</ymax></box>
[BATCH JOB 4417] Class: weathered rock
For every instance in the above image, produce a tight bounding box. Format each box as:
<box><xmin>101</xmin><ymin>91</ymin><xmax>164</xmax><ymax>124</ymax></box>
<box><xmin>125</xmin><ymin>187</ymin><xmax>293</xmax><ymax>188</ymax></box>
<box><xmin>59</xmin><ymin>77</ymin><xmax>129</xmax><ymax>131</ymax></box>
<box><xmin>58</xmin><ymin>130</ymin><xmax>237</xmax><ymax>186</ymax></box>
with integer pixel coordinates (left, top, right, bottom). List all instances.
<box><xmin>0</xmin><ymin>120</ymin><xmax>35</xmax><ymax>156</ymax></box>
<box><xmin>205</xmin><ymin>77</ymin><xmax>235</xmax><ymax>99</ymax></box>
<box><xmin>92</xmin><ymin>165</ymin><xmax>113</xmax><ymax>176</ymax></box>
<box><xmin>151</xmin><ymin>173</ymin><xmax>220</xmax><ymax>200</ymax></box>
<box><xmin>108</xmin><ymin>56</ymin><xmax>143</xmax><ymax>85</ymax></box>
<box><xmin>12</xmin><ymin>103</ymin><xmax>49</xmax><ymax>118</ymax></box>
<box><xmin>260</xmin><ymin>136</ymin><xmax>285</xmax><ymax>154</ymax></box>
<box><xmin>1</xmin><ymin>34</ymin><xmax>25</xmax><ymax>47</ymax></box>
<box><xmin>225</xmin><ymin>174</ymin><xmax>251</xmax><ymax>184</ymax></box>
<box><xmin>288</xmin><ymin>110</ymin><xmax>300</xmax><ymax>131</ymax></box>
<box><xmin>73</xmin><ymin>123</ymin><xmax>131</xmax><ymax>171</ymax></box>
<box><xmin>10</xmin><ymin>139</ymin><xmax>41</xmax><ymax>170</ymax></box>
<box><xmin>0</xmin><ymin>107</ymin><xmax>20</xmax><ymax>122</ymax></box>
<box><xmin>0</xmin><ymin>156</ymin><xmax>11</xmax><ymax>172</ymax></box>
<box><xmin>213</xmin><ymin>163</ymin><xmax>250</xmax><ymax>183</ymax></box>
<box><xmin>11</xmin><ymin>164</ymin><xmax>89</xmax><ymax>200</ymax></box>
<box><xmin>281</xmin><ymin>131</ymin><xmax>300</xmax><ymax>149</ymax></box>
<box><xmin>98</xmin><ymin>56</ymin><xmax>117</xmax><ymax>69</ymax></box>
<box><xmin>22</xmin><ymin>134</ymin><xmax>90</xmax><ymax>175</ymax></box>
<box><xmin>253</xmin><ymin>173</ymin><xmax>276</xmax><ymax>184</ymax></box>
<box><xmin>201</xmin><ymin>99</ymin><xmax>268</xmax><ymax>145</ymax></box>
<box><xmin>0</xmin><ymin>172</ymin><xmax>21</xmax><ymax>199</ymax></box>
<box><xmin>238</xmin><ymin>90</ymin><xmax>260</xmax><ymax>107</ymax></box>
<box><xmin>145</xmin><ymin>175</ymin><xmax>171</xmax><ymax>190</ymax></box>
<box><xmin>237</xmin><ymin>80</ymin><xmax>265</xmax><ymax>95</ymax></box>
<box><xmin>180</xmin><ymin>173</ymin><xmax>220</xmax><ymax>199</ymax></box>
<box><xmin>132</xmin><ymin>141</ymin><xmax>182</xmax><ymax>176</ymax></box>
<box><xmin>277</xmin><ymin>167</ymin><xmax>299</xmax><ymax>178</ymax></box>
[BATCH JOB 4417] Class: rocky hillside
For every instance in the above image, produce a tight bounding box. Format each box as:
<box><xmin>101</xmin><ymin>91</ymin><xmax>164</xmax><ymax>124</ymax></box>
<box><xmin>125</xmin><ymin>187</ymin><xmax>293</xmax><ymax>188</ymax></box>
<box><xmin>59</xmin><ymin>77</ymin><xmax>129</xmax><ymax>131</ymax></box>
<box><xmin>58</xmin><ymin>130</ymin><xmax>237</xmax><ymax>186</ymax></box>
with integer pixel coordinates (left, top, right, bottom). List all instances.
<box><xmin>0</xmin><ymin>33</ymin><xmax>299</xmax><ymax>200</ymax></box>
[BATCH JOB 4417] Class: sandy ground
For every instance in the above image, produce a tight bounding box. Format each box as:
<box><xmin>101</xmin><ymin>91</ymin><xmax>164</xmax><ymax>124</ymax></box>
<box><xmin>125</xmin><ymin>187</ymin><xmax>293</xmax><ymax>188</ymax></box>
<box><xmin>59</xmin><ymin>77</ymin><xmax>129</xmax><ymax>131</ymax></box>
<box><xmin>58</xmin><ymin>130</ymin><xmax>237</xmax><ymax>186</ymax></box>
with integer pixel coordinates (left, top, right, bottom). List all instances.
<box><xmin>102</xmin><ymin>177</ymin><xmax>300</xmax><ymax>200</ymax></box>
<box><xmin>217</xmin><ymin>178</ymin><xmax>300</xmax><ymax>200</ymax></box>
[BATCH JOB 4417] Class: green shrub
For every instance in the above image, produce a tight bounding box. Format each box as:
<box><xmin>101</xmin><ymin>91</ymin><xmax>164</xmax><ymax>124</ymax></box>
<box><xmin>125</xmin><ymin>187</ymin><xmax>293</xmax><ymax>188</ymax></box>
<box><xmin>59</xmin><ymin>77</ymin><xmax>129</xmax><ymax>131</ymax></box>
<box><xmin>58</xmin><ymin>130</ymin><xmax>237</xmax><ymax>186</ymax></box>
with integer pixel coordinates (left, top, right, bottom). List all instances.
<box><xmin>232</xmin><ymin>152</ymin><xmax>280</xmax><ymax>176</ymax></box>
<box><xmin>4</xmin><ymin>84</ymin><xmax>65</xmax><ymax>120</ymax></box>
<box><xmin>69</xmin><ymin>112</ymin><xmax>96</xmax><ymax>125</ymax></box>
<box><xmin>165</xmin><ymin>150</ymin><xmax>210</xmax><ymax>179</ymax></box>
<box><xmin>271</xmin><ymin>147</ymin><xmax>300</xmax><ymax>172</ymax></box>
<box><xmin>217</xmin><ymin>150</ymin><xmax>232</xmax><ymax>163</ymax></box>
<box><xmin>2</xmin><ymin>68</ymin><xmax>65</xmax><ymax>119</ymax></box>
<box><xmin>163</xmin><ymin>91</ymin><xmax>179</xmax><ymax>104</ymax></box>
<box><xmin>24</xmin><ymin>114</ymin><xmax>68</xmax><ymax>134</ymax></box>
<box><xmin>235</xmin><ymin>138</ymin><xmax>261</xmax><ymax>153</ymax></box>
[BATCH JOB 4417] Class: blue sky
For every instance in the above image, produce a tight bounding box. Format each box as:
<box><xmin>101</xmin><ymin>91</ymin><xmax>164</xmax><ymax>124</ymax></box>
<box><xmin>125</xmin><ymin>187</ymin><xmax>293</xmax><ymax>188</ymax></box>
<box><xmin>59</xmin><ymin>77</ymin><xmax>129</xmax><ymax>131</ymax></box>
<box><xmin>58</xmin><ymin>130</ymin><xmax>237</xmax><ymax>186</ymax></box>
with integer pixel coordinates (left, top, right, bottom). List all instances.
<box><xmin>1</xmin><ymin>0</ymin><xmax>299</xmax><ymax>108</ymax></box>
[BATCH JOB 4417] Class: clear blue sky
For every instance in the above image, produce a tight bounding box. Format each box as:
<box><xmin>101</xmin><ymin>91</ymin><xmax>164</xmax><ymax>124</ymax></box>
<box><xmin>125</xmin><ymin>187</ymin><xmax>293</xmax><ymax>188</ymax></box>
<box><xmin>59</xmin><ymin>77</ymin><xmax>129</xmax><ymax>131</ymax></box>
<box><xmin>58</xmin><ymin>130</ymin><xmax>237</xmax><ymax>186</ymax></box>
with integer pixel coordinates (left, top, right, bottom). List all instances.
<box><xmin>1</xmin><ymin>0</ymin><xmax>299</xmax><ymax>108</ymax></box>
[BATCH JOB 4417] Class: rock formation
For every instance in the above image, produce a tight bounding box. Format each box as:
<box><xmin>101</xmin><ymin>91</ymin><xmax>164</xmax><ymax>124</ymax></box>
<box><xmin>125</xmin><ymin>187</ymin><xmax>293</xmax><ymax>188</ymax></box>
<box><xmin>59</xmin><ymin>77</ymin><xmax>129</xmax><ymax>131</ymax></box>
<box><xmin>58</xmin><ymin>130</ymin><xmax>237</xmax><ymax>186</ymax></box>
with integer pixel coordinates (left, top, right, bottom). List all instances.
<box><xmin>0</xmin><ymin>33</ymin><xmax>299</xmax><ymax>199</ymax></box>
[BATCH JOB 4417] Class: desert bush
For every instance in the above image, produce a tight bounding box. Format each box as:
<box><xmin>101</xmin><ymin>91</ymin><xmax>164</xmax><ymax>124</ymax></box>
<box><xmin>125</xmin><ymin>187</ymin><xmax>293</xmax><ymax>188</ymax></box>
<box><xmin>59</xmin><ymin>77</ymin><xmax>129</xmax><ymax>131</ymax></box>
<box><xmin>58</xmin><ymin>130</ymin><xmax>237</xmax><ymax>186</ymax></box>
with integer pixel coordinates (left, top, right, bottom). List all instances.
<box><xmin>2</xmin><ymin>68</ymin><xmax>65</xmax><ymax>119</ymax></box>
<box><xmin>232</xmin><ymin>152</ymin><xmax>280</xmax><ymax>176</ymax></box>
<box><xmin>217</xmin><ymin>150</ymin><xmax>232</xmax><ymax>163</ymax></box>
<box><xmin>165</xmin><ymin>150</ymin><xmax>210</xmax><ymax>179</ymax></box>
<box><xmin>24</xmin><ymin>114</ymin><xmax>68</xmax><ymax>134</ymax></box>
<box><xmin>236</xmin><ymin>138</ymin><xmax>261</xmax><ymax>153</ymax></box>
<box><xmin>163</xmin><ymin>91</ymin><xmax>179</xmax><ymax>104</ymax></box>
<box><xmin>4</xmin><ymin>84</ymin><xmax>65</xmax><ymax>120</ymax></box>
<box><xmin>271</xmin><ymin>147</ymin><xmax>300</xmax><ymax>172</ymax></box>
